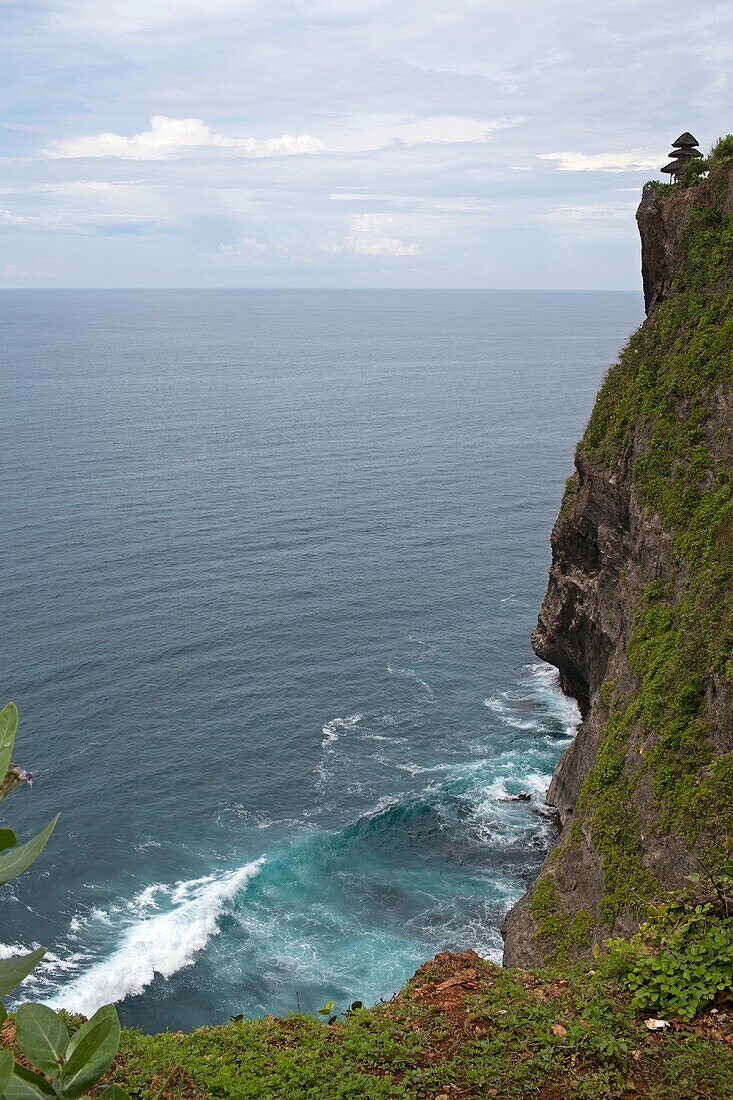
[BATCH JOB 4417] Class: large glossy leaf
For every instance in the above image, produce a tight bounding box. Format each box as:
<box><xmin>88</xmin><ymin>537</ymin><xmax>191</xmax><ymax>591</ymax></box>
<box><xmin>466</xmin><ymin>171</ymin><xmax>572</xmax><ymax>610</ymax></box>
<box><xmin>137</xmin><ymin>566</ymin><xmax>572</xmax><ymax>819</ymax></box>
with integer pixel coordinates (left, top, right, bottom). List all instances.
<box><xmin>61</xmin><ymin>1005</ymin><xmax>120</xmax><ymax>1099</ymax></box>
<box><xmin>0</xmin><ymin>816</ymin><xmax>58</xmax><ymax>888</ymax></box>
<box><xmin>0</xmin><ymin>704</ymin><xmax>18</xmax><ymax>785</ymax></box>
<box><xmin>0</xmin><ymin>1051</ymin><xmax>14</xmax><ymax>1091</ymax></box>
<box><xmin>15</xmin><ymin>1003</ymin><xmax>70</xmax><ymax>1077</ymax></box>
<box><xmin>0</xmin><ymin>1003</ymin><xmax>6</xmax><ymax>1027</ymax></box>
<box><xmin>3</xmin><ymin>1063</ymin><xmax>54</xmax><ymax>1100</ymax></box>
<box><xmin>0</xmin><ymin>948</ymin><xmax>46</xmax><ymax>997</ymax></box>
<box><xmin>0</xmin><ymin>829</ymin><xmax>17</xmax><ymax>853</ymax></box>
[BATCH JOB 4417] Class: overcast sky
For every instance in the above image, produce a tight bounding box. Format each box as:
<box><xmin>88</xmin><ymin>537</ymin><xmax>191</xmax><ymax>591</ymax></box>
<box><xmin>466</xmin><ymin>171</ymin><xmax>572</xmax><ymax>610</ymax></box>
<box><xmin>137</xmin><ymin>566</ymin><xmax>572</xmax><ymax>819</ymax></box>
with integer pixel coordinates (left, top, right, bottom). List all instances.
<box><xmin>1</xmin><ymin>0</ymin><xmax>731</xmax><ymax>289</ymax></box>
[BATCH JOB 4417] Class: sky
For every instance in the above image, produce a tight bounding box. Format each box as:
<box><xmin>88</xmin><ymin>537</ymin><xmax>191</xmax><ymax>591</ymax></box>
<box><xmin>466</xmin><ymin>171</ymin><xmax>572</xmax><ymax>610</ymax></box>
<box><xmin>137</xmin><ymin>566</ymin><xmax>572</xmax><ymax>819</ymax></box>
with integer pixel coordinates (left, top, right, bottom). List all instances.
<box><xmin>1</xmin><ymin>0</ymin><xmax>732</xmax><ymax>289</ymax></box>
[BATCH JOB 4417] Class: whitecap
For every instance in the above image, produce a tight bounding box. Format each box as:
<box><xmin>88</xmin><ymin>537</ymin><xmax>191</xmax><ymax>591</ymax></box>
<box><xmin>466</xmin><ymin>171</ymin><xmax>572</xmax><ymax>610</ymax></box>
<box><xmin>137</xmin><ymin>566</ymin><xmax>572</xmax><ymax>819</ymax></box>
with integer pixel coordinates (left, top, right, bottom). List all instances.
<box><xmin>483</xmin><ymin>696</ymin><xmax>536</xmax><ymax>730</ymax></box>
<box><xmin>321</xmin><ymin>713</ymin><xmax>363</xmax><ymax>748</ymax></box>
<box><xmin>523</xmin><ymin>662</ymin><xmax>582</xmax><ymax>737</ymax></box>
<box><xmin>393</xmin><ymin>761</ymin><xmax>455</xmax><ymax>776</ymax></box>
<box><xmin>360</xmin><ymin>733</ymin><xmax>408</xmax><ymax>744</ymax></box>
<box><xmin>46</xmin><ymin>859</ymin><xmax>265</xmax><ymax>1016</ymax></box>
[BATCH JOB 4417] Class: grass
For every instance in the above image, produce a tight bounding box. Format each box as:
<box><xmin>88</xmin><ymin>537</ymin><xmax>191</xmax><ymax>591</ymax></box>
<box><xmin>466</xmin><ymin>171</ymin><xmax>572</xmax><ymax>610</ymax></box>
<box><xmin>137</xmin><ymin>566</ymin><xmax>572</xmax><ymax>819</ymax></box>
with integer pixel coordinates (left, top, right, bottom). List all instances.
<box><xmin>104</xmin><ymin>952</ymin><xmax>733</xmax><ymax>1099</ymax></box>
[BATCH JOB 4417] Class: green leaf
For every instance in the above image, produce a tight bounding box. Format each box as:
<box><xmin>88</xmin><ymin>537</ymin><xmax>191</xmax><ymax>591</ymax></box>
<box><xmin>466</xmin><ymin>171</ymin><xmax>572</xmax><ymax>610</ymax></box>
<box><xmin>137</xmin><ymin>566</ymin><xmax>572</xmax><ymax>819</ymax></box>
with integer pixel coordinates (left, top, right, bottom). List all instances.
<box><xmin>318</xmin><ymin>1000</ymin><xmax>335</xmax><ymax>1016</ymax></box>
<box><xmin>3</xmin><ymin>1063</ymin><xmax>55</xmax><ymax>1099</ymax></box>
<box><xmin>0</xmin><ymin>1051</ymin><xmax>14</xmax><ymax>1091</ymax></box>
<box><xmin>15</xmin><ymin>1003</ymin><xmax>70</xmax><ymax>1077</ymax></box>
<box><xmin>0</xmin><ymin>830</ymin><xmax>17</xmax><ymax>853</ymax></box>
<box><xmin>0</xmin><ymin>948</ymin><xmax>46</xmax><ymax>997</ymax></box>
<box><xmin>0</xmin><ymin>1003</ymin><xmax>7</xmax><ymax>1027</ymax></box>
<box><xmin>0</xmin><ymin>703</ymin><xmax>18</xmax><ymax>784</ymax></box>
<box><xmin>0</xmin><ymin>817</ymin><xmax>58</xmax><ymax>888</ymax></box>
<box><xmin>99</xmin><ymin>1087</ymin><xmax>131</xmax><ymax>1099</ymax></box>
<box><xmin>61</xmin><ymin>1004</ymin><xmax>120</xmax><ymax>1099</ymax></box>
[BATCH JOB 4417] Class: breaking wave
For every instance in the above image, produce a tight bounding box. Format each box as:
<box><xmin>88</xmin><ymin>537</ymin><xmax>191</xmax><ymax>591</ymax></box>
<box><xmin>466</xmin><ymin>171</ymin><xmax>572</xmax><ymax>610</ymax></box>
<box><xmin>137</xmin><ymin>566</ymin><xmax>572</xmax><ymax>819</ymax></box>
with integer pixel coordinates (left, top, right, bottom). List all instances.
<box><xmin>31</xmin><ymin>861</ymin><xmax>265</xmax><ymax>1016</ymax></box>
<box><xmin>24</xmin><ymin>661</ymin><xmax>580</xmax><ymax>1020</ymax></box>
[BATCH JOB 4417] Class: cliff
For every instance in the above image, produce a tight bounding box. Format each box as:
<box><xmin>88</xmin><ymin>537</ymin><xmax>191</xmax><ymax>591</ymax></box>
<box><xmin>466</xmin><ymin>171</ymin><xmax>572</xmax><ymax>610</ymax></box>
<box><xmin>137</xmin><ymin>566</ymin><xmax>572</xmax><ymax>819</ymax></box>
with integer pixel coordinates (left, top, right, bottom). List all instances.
<box><xmin>502</xmin><ymin>162</ymin><xmax>733</xmax><ymax>966</ymax></box>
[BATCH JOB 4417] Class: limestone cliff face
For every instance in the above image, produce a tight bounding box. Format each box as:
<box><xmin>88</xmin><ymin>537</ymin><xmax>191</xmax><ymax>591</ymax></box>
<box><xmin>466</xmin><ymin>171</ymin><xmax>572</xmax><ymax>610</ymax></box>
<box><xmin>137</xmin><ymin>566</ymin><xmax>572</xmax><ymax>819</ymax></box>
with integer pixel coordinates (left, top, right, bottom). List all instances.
<box><xmin>502</xmin><ymin>164</ymin><xmax>733</xmax><ymax>967</ymax></box>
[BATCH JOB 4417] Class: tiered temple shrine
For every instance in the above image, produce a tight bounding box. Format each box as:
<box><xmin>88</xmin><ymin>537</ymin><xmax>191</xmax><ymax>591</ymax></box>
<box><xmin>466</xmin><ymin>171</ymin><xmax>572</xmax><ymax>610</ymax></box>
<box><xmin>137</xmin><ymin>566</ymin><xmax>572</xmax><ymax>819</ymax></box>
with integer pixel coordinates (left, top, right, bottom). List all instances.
<box><xmin>661</xmin><ymin>132</ymin><xmax>703</xmax><ymax>182</ymax></box>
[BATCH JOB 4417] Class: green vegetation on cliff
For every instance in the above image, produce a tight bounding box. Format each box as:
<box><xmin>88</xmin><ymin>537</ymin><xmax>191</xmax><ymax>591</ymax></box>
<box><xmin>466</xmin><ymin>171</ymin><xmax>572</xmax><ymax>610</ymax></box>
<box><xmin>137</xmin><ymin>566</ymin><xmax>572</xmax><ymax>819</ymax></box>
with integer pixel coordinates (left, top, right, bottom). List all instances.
<box><xmin>561</xmin><ymin>158</ymin><xmax>733</xmax><ymax>927</ymax></box>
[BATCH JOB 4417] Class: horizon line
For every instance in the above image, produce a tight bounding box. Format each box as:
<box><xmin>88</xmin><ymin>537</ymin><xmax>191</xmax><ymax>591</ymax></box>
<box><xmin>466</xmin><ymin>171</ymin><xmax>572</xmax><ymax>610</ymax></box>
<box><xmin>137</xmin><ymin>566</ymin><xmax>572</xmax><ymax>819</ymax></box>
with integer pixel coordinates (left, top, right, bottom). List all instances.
<box><xmin>0</xmin><ymin>285</ymin><xmax>641</xmax><ymax>294</ymax></box>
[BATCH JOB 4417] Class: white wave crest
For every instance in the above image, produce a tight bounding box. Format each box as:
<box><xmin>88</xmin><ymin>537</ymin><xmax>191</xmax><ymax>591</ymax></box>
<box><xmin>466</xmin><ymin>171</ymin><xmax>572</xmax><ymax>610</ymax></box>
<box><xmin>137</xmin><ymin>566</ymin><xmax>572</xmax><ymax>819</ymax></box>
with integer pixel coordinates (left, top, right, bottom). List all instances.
<box><xmin>523</xmin><ymin>662</ymin><xmax>581</xmax><ymax>737</ymax></box>
<box><xmin>483</xmin><ymin>696</ymin><xmax>536</xmax><ymax>730</ymax></box>
<box><xmin>48</xmin><ymin>860</ymin><xmax>264</xmax><ymax>1016</ymax></box>
<box><xmin>321</xmin><ymin>714</ymin><xmax>363</xmax><ymax>748</ymax></box>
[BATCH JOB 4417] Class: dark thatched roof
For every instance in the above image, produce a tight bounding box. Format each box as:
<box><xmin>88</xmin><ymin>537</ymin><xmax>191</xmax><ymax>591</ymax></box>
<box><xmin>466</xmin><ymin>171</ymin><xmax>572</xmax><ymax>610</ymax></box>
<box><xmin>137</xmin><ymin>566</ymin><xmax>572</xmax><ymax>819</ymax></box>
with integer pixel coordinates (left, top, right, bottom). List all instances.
<box><xmin>661</xmin><ymin>161</ymin><xmax>683</xmax><ymax>174</ymax></box>
<box><xmin>672</xmin><ymin>132</ymin><xmax>699</xmax><ymax>147</ymax></box>
<box><xmin>666</xmin><ymin>147</ymin><xmax>703</xmax><ymax>159</ymax></box>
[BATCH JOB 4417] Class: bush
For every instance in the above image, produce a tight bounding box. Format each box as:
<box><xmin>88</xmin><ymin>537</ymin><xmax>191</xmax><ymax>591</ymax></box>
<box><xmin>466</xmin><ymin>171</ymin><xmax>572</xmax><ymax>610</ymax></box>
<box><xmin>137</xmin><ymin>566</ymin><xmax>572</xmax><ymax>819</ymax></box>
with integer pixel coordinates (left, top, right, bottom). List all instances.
<box><xmin>0</xmin><ymin>702</ymin><xmax>129</xmax><ymax>1099</ymax></box>
<box><xmin>709</xmin><ymin>134</ymin><xmax>733</xmax><ymax>165</ymax></box>
<box><xmin>607</xmin><ymin>898</ymin><xmax>733</xmax><ymax>1020</ymax></box>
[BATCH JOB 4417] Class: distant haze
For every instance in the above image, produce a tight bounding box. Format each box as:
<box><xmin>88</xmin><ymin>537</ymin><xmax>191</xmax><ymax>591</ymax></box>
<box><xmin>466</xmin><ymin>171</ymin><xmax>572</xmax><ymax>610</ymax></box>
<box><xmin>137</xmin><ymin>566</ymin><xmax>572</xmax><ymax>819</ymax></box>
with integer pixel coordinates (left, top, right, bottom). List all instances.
<box><xmin>1</xmin><ymin>1</ymin><xmax>731</xmax><ymax>289</ymax></box>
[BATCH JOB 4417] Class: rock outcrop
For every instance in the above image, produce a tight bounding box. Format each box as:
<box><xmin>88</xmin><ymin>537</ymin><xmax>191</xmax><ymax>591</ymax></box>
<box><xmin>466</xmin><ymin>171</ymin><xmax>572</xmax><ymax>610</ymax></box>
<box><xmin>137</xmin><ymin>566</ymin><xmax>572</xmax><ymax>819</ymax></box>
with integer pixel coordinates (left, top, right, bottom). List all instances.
<box><xmin>502</xmin><ymin>164</ymin><xmax>733</xmax><ymax>967</ymax></box>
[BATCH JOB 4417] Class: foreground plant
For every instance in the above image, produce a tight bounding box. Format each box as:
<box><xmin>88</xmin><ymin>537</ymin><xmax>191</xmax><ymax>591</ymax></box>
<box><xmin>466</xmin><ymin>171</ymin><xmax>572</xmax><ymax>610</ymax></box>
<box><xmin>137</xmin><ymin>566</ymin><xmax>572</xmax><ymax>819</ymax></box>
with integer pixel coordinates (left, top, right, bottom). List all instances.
<box><xmin>0</xmin><ymin>702</ymin><xmax>129</xmax><ymax>1099</ymax></box>
<box><xmin>606</xmin><ymin>883</ymin><xmax>733</xmax><ymax>1021</ymax></box>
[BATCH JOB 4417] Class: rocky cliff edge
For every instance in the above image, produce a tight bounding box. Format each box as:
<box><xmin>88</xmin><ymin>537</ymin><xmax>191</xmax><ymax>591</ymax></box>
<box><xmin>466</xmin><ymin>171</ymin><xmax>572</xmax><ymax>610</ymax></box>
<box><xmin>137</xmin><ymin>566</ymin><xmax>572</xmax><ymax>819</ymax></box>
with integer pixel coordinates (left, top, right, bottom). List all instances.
<box><xmin>502</xmin><ymin>163</ymin><xmax>733</xmax><ymax>966</ymax></box>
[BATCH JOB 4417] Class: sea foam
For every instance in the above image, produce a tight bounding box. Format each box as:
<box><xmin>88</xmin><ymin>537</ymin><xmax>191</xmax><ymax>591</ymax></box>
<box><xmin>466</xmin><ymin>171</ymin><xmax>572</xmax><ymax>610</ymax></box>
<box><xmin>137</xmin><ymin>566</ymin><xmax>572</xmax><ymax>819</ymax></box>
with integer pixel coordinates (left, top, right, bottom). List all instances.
<box><xmin>47</xmin><ymin>859</ymin><xmax>264</xmax><ymax>1015</ymax></box>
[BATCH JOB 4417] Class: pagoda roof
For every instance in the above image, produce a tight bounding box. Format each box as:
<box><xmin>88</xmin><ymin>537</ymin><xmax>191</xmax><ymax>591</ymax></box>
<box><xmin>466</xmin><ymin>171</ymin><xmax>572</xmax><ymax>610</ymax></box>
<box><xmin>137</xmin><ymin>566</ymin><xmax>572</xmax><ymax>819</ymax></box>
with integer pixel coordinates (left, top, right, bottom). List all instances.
<box><xmin>666</xmin><ymin>147</ymin><xmax>703</xmax><ymax>159</ymax></box>
<box><xmin>661</xmin><ymin>161</ymin><xmax>683</xmax><ymax>174</ymax></box>
<box><xmin>672</xmin><ymin>132</ymin><xmax>699</xmax><ymax>147</ymax></box>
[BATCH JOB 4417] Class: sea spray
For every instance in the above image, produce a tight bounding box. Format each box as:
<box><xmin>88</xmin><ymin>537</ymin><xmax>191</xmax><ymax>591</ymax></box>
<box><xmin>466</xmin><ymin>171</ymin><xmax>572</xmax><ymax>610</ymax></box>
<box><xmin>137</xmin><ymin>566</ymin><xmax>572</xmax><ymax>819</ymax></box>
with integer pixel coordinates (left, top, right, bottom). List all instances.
<box><xmin>43</xmin><ymin>860</ymin><xmax>265</xmax><ymax>1016</ymax></box>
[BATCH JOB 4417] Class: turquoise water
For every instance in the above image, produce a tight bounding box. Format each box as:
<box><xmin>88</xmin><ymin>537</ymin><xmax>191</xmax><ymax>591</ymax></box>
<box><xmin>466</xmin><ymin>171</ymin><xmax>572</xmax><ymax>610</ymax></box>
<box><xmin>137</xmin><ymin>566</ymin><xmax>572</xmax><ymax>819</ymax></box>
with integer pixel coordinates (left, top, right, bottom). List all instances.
<box><xmin>0</xmin><ymin>289</ymin><xmax>641</xmax><ymax>1031</ymax></box>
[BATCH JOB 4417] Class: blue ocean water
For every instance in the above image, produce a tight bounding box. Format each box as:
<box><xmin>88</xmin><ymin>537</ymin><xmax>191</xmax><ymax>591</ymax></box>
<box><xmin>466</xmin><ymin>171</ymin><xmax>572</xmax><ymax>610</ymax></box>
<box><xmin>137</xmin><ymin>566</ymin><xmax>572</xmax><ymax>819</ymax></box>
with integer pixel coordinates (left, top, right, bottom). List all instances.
<box><xmin>0</xmin><ymin>289</ymin><xmax>642</xmax><ymax>1032</ymax></box>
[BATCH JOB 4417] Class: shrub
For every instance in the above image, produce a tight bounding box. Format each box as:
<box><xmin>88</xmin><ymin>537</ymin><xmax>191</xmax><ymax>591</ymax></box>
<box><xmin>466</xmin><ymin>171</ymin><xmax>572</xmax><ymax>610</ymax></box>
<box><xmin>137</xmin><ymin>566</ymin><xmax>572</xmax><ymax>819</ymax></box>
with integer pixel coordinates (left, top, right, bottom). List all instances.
<box><xmin>0</xmin><ymin>701</ymin><xmax>129</xmax><ymax>1099</ymax></box>
<box><xmin>607</xmin><ymin>898</ymin><xmax>733</xmax><ymax>1020</ymax></box>
<box><xmin>709</xmin><ymin>134</ymin><xmax>733</xmax><ymax>165</ymax></box>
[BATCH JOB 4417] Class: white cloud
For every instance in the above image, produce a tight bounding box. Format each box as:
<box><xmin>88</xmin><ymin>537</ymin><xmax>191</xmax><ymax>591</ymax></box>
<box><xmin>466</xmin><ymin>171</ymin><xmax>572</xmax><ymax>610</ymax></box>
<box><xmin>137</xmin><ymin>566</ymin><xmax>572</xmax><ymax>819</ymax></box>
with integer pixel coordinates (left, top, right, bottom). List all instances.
<box><xmin>543</xmin><ymin>203</ymin><xmax>636</xmax><ymax>224</ymax></box>
<box><xmin>538</xmin><ymin>151</ymin><xmax>661</xmax><ymax>172</ymax></box>
<box><xmin>0</xmin><ymin>177</ymin><xmax>174</xmax><ymax>235</ymax></box>
<box><xmin>346</xmin><ymin>236</ymin><xmax>421</xmax><ymax>257</ymax></box>
<box><xmin>327</xmin><ymin>213</ymin><xmax>421</xmax><ymax>257</ymax></box>
<box><xmin>327</xmin><ymin>115</ymin><xmax>521</xmax><ymax>153</ymax></box>
<box><xmin>348</xmin><ymin>213</ymin><xmax>394</xmax><ymax>233</ymax></box>
<box><xmin>45</xmin><ymin>116</ymin><xmax>325</xmax><ymax>160</ymax></box>
<box><xmin>220</xmin><ymin>237</ymin><xmax>269</xmax><ymax>255</ymax></box>
<box><xmin>48</xmin><ymin>0</ymin><xmax>248</xmax><ymax>36</ymax></box>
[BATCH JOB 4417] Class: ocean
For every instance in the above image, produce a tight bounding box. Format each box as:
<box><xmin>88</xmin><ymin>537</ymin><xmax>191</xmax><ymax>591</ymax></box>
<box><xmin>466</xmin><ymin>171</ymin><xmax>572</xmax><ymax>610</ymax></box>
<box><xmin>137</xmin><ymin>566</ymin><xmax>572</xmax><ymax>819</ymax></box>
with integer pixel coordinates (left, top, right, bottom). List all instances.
<box><xmin>0</xmin><ymin>289</ymin><xmax>642</xmax><ymax>1031</ymax></box>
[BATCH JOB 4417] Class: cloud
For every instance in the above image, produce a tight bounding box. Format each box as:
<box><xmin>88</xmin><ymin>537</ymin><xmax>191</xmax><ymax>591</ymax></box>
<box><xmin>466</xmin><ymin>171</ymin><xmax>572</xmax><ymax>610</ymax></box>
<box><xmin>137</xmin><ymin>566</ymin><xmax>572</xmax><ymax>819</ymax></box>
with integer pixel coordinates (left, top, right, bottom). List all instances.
<box><xmin>543</xmin><ymin>203</ymin><xmax>637</xmax><ymax>224</ymax></box>
<box><xmin>45</xmin><ymin>113</ymin><xmax>515</xmax><ymax>163</ymax></box>
<box><xmin>327</xmin><ymin>115</ymin><xmax>521</xmax><ymax>153</ymax></box>
<box><xmin>346</xmin><ymin>236</ymin><xmax>421</xmax><ymax>257</ymax></box>
<box><xmin>48</xmin><ymin>0</ymin><xmax>249</xmax><ymax>36</ymax></box>
<box><xmin>45</xmin><ymin>116</ymin><xmax>325</xmax><ymax>160</ymax></box>
<box><xmin>327</xmin><ymin>213</ymin><xmax>421</xmax><ymax>257</ymax></box>
<box><xmin>0</xmin><ymin>178</ymin><xmax>175</xmax><ymax>236</ymax></box>
<box><xmin>220</xmin><ymin>237</ymin><xmax>269</xmax><ymax>255</ymax></box>
<box><xmin>5</xmin><ymin>0</ymin><xmax>732</xmax><ymax>287</ymax></box>
<box><xmin>538</xmin><ymin>151</ymin><xmax>661</xmax><ymax>172</ymax></box>
<box><xmin>347</xmin><ymin>213</ymin><xmax>394</xmax><ymax>233</ymax></box>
